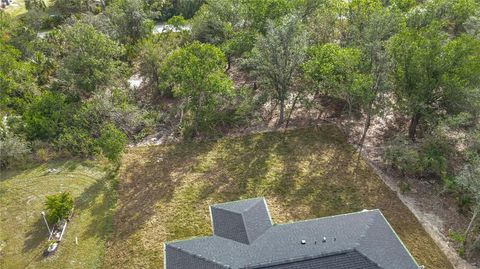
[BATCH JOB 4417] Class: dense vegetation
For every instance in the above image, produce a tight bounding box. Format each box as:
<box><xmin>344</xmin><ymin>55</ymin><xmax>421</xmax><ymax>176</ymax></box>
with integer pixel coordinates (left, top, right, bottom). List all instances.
<box><xmin>1</xmin><ymin>0</ymin><xmax>480</xmax><ymax>261</ymax></box>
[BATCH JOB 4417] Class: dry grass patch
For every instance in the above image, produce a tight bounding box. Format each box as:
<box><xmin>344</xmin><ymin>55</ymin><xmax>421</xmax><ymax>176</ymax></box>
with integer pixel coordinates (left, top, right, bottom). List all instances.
<box><xmin>105</xmin><ymin>125</ymin><xmax>453</xmax><ymax>269</ymax></box>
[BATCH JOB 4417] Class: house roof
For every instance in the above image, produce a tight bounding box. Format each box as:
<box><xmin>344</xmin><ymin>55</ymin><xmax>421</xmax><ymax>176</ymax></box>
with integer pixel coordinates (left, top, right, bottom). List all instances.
<box><xmin>165</xmin><ymin>198</ymin><xmax>419</xmax><ymax>269</ymax></box>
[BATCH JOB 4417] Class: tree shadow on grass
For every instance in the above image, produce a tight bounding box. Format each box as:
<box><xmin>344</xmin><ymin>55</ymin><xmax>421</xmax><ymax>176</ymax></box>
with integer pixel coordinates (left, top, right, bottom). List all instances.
<box><xmin>75</xmin><ymin>173</ymin><xmax>113</xmax><ymax>240</ymax></box>
<box><xmin>22</xmin><ymin>218</ymin><xmax>49</xmax><ymax>257</ymax></box>
<box><xmin>109</xmin><ymin>141</ymin><xmax>217</xmax><ymax>241</ymax></box>
<box><xmin>193</xmin><ymin>131</ymin><xmax>284</xmax><ymax>203</ymax></box>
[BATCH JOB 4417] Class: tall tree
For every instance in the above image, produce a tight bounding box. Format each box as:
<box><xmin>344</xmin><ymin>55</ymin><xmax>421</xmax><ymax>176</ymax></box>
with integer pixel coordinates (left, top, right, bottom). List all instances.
<box><xmin>137</xmin><ymin>32</ymin><xmax>186</xmax><ymax>93</ymax></box>
<box><xmin>53</xmin><ymin>22</ymin><xmax>125</xmax><ymax>98</ymax></box>
<box><xmin>304</xmin><ymin>44</ymin><xmax>369</xmax><ymax>112</ymax></box>
<box><xmin>388</xmin><ymin>22</ymin><xmax>480</xmax><ymax>141</ymax></box>
<box><xmin>350</xmin><ymin>6</ymin><xmax>402</xmax><ymax>154</ymax></box>
<box><xmin>107</xmin><ymin>0</ymin><xmax>153</xmax><ymax>44</ymax></box>
<box><xmin>0</xmin><ymin>14</ymin><xmax>37</xmax><ymax>113</ymax></box>
<box><xmin>248</xmin><ymin>15</ymin><xmax>307</xmax><ymax>125</ymax></box>
<box><xmin>239</xmin><ymin>0</ymin><xmax>294</xmax><ymax>33</ymax></box>
<box><xmin>160</xmin><ymin>41</ymin><xmax>233</xmax><ymax>136</ymax></box>
<box><xmin>53</xmin><ymin>0</ymin><xmax>90</xmax><ymax>16</ymax></box>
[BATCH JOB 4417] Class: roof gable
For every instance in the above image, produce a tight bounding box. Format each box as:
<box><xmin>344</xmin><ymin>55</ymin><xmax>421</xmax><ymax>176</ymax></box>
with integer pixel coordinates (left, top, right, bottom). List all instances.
<box><xmin>210</xmin><ymin>198</ymin><xmax>272</xmax><ymax>244</ymax></box>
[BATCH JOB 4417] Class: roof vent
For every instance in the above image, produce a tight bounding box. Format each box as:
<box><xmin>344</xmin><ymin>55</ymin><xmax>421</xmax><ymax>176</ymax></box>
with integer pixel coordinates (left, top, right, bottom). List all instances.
<box><xmin>322</xmin><ymin>237</ymin><xmax>327</xmax><ymax>243</ymax></box>
<box><xmin>301</xmin><ymin>240</ymin><xmax>306</xmax><ymax>245</ymax></box>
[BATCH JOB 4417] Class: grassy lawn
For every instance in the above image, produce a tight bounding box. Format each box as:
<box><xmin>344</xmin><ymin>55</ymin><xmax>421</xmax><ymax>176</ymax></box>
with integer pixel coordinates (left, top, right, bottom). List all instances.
<box><xmin>4</xmin><ymin>0</ymin><xmax>29</xmax><ymax>16</ymax></box>
<box><xmin>105</xmin><ymin>125</ymin><xmax>453</xmax><ymax>269</ymax></box>
<box><xmin>4</xmin><ymin>0</ymin><xmax>51</xmax><ymax>17</ymax></box>
<box><xmin>0</xmin><ymin>160</ymin><xmax>114</xmax><ymax>269</ymax></box>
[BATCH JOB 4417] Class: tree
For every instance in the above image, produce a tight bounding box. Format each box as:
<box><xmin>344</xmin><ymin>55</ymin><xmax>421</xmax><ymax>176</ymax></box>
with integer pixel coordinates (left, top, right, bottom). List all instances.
<box><xmin>22</xmin><ymin>91</ymin><xmax>68</xmax><ymax>140</ymax></box>
<box><xmin>137</xmin><ymin>32</ymin><xmax>186</xmax><ymax>92</ymax></box>
<box><xmin>190</xmin><ymin>0</ymin><xmax>238</xmax><ymax>46</ymax></box>
<box><xmin>346</xmin><ymin>0</ymin><xmax>383</xmax><ymax>43</ymax></box>
<box><xmin>304</xmin><ymin>44</ymin><xmax>367</xmax><ymax>112</ymax></box>
<box><xmin>0</xmin><ymin>43</ymin><xmax>37</xmax><ymax>113</ymax></box>
<box><xmin>305</xmin><ymin>0</ymin><xmax>348</xmax><ymax>45</ymax></box>
<box><xmin>239</xmin><ymin>0</ymin><xmax>295</xmax><ymax>33</ymax></box>
<box><xmin>97</xmin><ymin>123</ymin><xmax>127</xmax><ymax>161</ymax></box>
<box><xmin>160</xmin><ymin>41</ymin><xmax>233</xmax><ymax>136</ymax></box>
<box><xmin>107</xmin><ymin>0</ymin><xmax>153</xmax><ymax>44</ymax></box>
<box><xmin>350</xmin><ymin>6</ymin><xmax>401</xmax><ymax>156</ymax></box>
<box><xmin>388</xmin><ymin>23</ymin><xmax>480</xmax><ymax>141</ymax></box>
<box><xmin>53</xmin><ymin>22</ymin><xmax>125</xmax><ymax>97</ymax></box>
<box><xmin>190</xmin><ymin>0</ymin><xmax>255</xmax><ymax>69</ymax></box>
<box><xmin>0</xmin><ymin>116</ymin><xmax>30</xmax><ymax>168</ymax></box>
<box><xmin>0</xmin><ymin>15</ymin><xmax>37</xmax><ymax>113</ymax></box>
<box><xmin>248</xmin><ymin>15</ymin><xmax>307</xmax><ymax>125</ymax></box>
<box><xmin>25</xmin><ymin>0</ymin><xmax>47</xmax><ymax>11</ymax></box>
<box><xmin>44</xmin><ymin>192</ymin><xmax>74</xmax><ymax>224</ymax></box>
<box><xmin>172</xmin><ymin>0</ymin><xmax>205</xmax><ymax>19</ymax></box>
<box><xmin>53</xmin><ymin>0</ymin><xmax>89</xmax><ymax>16</ymax></box>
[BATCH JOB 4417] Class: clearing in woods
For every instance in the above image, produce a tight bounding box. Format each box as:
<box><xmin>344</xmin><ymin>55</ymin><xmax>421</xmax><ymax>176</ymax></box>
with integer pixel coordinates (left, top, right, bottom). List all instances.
<box><xmin>105</xmin><ymin>125</ymin><xmax>454</xmax><ymax>269</ymax></box>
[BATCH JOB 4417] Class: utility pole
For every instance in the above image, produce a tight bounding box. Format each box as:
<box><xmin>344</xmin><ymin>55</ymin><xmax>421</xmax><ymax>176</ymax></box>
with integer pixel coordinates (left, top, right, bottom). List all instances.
<box><xmin>40</xmin><ymin>211</ymin><xmax>51</xmax><ymax>236</ymax></box>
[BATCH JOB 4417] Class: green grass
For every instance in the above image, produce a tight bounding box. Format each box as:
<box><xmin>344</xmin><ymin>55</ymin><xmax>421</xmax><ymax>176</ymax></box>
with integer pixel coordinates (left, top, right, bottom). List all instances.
<box><xmin>0</xmin><ymin>159</ymin><xmax>115</xmax><ymax>269</ymax></box>
<box><xmin>4</xmin><ymin>0</ymin><xmax>28</xmax><ymax>16</ymax></box>
<box><xmin>4</xmin><ymin>0</ymin><xmax>51</xmax><ymax>17</ymax></box>
<box><xmin>105</xmin><ymin>125</ymin><xmax>454</xmax><ymax>269</ymax></box>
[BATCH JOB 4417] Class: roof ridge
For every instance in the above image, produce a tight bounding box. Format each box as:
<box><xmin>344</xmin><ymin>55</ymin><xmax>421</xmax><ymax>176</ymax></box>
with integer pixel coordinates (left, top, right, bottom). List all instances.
<box><xmin>211</xmin><ymin>197</ymin><xmax>264</xmax><ymax>212</ymax></box>
<box><xmin>274</xmin><ymin>209</ymin><xmax>380</xmax><ymax>227</ymax></box>
<box><xmin>354</xmin><ymin>210</ymin><xmax>381</xmax><ymax>247</ymax></box>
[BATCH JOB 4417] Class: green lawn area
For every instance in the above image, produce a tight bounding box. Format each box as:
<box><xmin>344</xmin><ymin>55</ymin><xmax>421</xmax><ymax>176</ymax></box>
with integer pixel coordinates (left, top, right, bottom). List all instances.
<box><xmin>0</xmin><ymin>160</ymin><xmax>114</xmax><ymax>269</ymax></box>
<box><xmin>105</xmin><ymin>125</ymin><xmax>454</xmax><ymax>269</ymax></box>
<box><xmin>4</xmin><ymin>0</ymin><xmax>29</xmax><ymax>16</ymax></box>
<box><xmin>4</xmin><ymin>0</ymin><xmax>51</xmax><ymax>17</ymax></box>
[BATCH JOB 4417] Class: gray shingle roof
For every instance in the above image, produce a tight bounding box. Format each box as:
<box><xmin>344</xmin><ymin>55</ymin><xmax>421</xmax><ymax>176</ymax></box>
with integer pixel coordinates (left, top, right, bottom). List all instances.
<box><xmin>254</xmin><ymin>251</ymin><xmax>381</xmax><ymax>269</ymax></box>
<box><xmin>210</xmin><ymin>198</ymin><xmax>272</xmax><ymax>244</ymax></box>
<box><xmin>165</xmin><ymin>198</ymin><xmax>419</xmax><ymax>269</ymax></box>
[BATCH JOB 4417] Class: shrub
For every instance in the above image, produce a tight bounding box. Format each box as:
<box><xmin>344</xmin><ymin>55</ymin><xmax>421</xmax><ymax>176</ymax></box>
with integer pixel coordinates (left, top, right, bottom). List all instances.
<box><xmin>399</xmin><ymin>181</ymin><xmax>411</xmax><ymax>194</ymax></box>
<box><xmin>384</xmin><ymin>136</ymin><xmax>423</xmax><ymax>176</ymax></box>
<box><xmin>23</xmin><ymin>92</ymin><xmax>68</xmax><ymax>141</ymax></box>
<box><xmin>448</xmin><ymin>230</ymin><xmax>466</xmax><ymax>257</ymax></box>
<box><xmin>44</xmin><ymin>191</ymin><xmax>74</xmax><ymax>224</ymax></box>
<box><xmin>0</xmin><ymin>117</ymin><xmax>30</xmax><ymax>168</ymax></box>
<box><xmin>55</xmin><ymin>127</ymin><xmax>97</xmax><ymax>157</ymax></box>
<box><xmin>167</xmin><ymin>15</ymin><xmax>187</xmax><ymax>28</ymax></box>
<box><xmin>384</xmin><ymin>132</ymin><xmax>452</xmax><ymax>180</ymax></box>
<box><xmin>0</xmin><ymin>132</ymin><xmax>30</xmax><ymax>168</ymax></box>
<box><xmin>419</xmin><ymin>133</ymin><xmax>451</xmax><ymax>179</ymax></box>
<box><xmin>96</xmin><ymin>124</ymin><xmax>127</xmax><ymax>161</ymax></box>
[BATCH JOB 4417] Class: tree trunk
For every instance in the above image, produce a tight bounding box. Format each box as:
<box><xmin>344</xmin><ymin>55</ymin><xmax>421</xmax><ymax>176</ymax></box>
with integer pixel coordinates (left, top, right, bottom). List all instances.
<box><xmin>408</xmin><ymin>112</ymin><xmax>421</xmax><ymax>142</ymax></box>
<box><xmin>193</xmin><ymin>93</ymin><xmax>203</xmax><ymax>138</ymax></box>
<box><xmin>285</xmin><ymin>92</ymin><xmax>301</xmax><ymax>128</ymax></box>
<box><xmin>464</xmin><ymin>208</ymin><xmax>479</xmax><ymax>248</ymax></box>
<box><xmin>278</xmin><ymin>98</ymin><xmax>285</xmax><ymax>126</ymax></box>
<box><xmin>357</xmin><ymin>109</ymin><xmax>372</xmax><ymax>163</ymax></box>
<box><xmin>226</xmin><ymin>57</ymin><xmax>232</xmax><ymax>72</ymax></box>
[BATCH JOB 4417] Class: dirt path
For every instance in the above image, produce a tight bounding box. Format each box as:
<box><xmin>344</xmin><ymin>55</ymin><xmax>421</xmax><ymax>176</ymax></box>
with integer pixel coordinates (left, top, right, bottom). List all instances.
<box><xmin>361</xmin><ymin>146</ymin><xmax>475</xmax><ymax>269</ymax></box>
<box><xmin>343</xmin><ymin>110</ymin><xmax>478</xmax><ymax>269</ymax></box>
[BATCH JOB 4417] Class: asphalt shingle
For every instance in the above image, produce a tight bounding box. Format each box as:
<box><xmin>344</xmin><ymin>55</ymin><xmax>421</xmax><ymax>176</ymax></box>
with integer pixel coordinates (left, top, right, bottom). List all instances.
<box><xmin>165</xmin><ymin>198</ymin><xmax>419</xmax><ymax>269</ymax></box>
